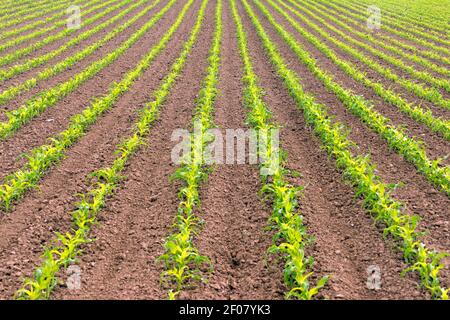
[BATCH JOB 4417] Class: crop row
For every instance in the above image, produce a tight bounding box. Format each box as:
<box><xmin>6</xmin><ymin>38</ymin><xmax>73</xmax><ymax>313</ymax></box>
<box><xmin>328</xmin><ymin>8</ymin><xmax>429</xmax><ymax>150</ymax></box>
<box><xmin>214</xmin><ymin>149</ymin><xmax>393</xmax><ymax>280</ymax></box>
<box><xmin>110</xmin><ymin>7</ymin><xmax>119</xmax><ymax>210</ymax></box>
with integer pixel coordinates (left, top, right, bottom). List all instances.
<box><xmin>15</xmin><ymin>0</ymin><xmax>203</xmax><ymax>300</ymax></box>
<box><xmin>274</xmin><ymin>0</ymin><xmax>450</xmax><ymax>141</ymax></box>
<box><xmin>0</xmin><ymin>0</ymin><xmax>165</xmax><ymax>141</ymax></box>
<box><xmin>242</xmin><ymin>0</ymin><xmax>448</xmax><ymax>300</ymax></box>
<box><xmin>159</xmin><ymin>0</ymin><xmax>220</xmax><ymax>300</ymax></box>
<box><xmin>232</xmin><ymin>0</ymin><xmax>328</xmax><ymax>299</ymax></box>
<box><xmin>0</xmin><ymin>0</ymin><xmax>153</xmax><ymax>106</ymax></box>
<box><xmin>308</xmin><ymin>0</ymin><xmax>450</xmax><ymax>67</ymax></box>
<box><xmin>296</xmin><ymin>0</ymin><xmax>449</xmax><ymax>79</ymax></box>
<box><xmin>0</xmin><ymin>0</ymin><xmax>108</xmax><ymax>53</ymax></box>
<box><xmin>0</xmin><ymin>0</ymin><xmax>178</xmax><ymax>210</ymax></box>
<box><xmin>0</xmin><ymin>0</ymin><xmax>56</xmax><ymax>19</ymax></box>
<box><xmin>0</xmin><ymin>0</ymin><xmax>40</xmax><ymax>15</ymax></box>
<box><xmin>283</xmin><ymin>0</ymin><xmax>450</xmax><ymax>111</ymax></box>
<box><xmin>0</xmin><ymin>0</ymin><xmax>147</xmax><ymax>84</ymax></box>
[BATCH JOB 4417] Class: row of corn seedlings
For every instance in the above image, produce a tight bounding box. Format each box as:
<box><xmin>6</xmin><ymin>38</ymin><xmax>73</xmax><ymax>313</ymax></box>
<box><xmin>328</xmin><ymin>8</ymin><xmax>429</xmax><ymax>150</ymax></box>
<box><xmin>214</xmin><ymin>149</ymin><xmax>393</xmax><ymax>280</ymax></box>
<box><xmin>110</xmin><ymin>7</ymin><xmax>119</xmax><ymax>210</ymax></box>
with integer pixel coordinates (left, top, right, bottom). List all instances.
<box><xmin>275</xmin><ymin>0</ymin><xmax>450</xmax><ymax>142</ymax></box>
<box><xmin>284</xmin><ymin>0</ymin><xmax>450</xmax><ymax>111</ymax></box>
<box><xmin>231</xmin><ymin>0</ymin><xmax>328</xmax><ymax>300</ymax></box>
<box><xmin>0</xmin><ymin>0</ymin><xmax>185</xmax><ymax>210</ymax></box>
<box><xmin>0</xmin><ymin>0</ymin><xmax>125</xmax><ymax>68</ymax></box>
<box><xmin>158</xmin><ymin>0</ymin><xmax>221</xmax><ymax>300</ymax></box>
<box><xmin>15</xmin><ymin>0</ymin><xmax>205</xmax><ymax>300</ymax></box>
<box><xmin>305</xmin><ymin>0</ymin><xmax>450</xmax><ymax>67</ymax></box>
<box><xmin>261</xmin><ymin>0</ymin><xmax>450</xmax><ymax>197</ymax></box>
<box><xmin>0</xmin><ymin>0</ymin><xmax>172</xmax><ymax>140</ymax></box>
<box><xmin>297</xmin><ymin>0</ymin><xmax>449</xmax><ymax>79</ymax></box>
<box><xmin>0</xmin><ymin>0</ymin><xmax>153</xmax><ymax>105</ymax></box>
<box><xmin>242</xmin><ymin>0</ymin><xmax>449</xmax><ymax>300</ymax></box>
<box><xmin>349</xmin><ymin>0</ymin><xmax>447</xmax><ymax>36</ymax></box>
<box><xmin>0</xmin><ymin>0</ymin><xmax>111</xmax><ymax>54</ymax></box>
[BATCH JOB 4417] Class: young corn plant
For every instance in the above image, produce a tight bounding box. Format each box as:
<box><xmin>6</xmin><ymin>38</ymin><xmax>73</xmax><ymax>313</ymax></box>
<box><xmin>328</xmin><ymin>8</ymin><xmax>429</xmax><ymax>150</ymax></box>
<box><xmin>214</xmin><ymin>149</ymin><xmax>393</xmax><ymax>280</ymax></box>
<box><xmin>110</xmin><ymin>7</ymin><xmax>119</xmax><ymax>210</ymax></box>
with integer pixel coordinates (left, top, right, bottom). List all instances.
<box><xmin>0</xmin><ymin>0</ymin><xmax>185</xmax><ymax>211</ymax></box>
<box><xmin>260</xmin><ymin>0</ymin><xmax>450</xmax><ymax>197</ymax></box>
<box><xmin>15</xmin><ymin>0</ymin><xmax>206</xmax><ymax>299</ymax></box>
<box><xmin>158</xmin><ymin>0</ymin><xmax>221</xmax><ymax>299</ymax></box>
<box><xmin>242</xmin><ymin>0</ymin><xmax>448</xmax><ymax>300</ymax></box>
<box><xmin>231</xmin><ymin>0</ymin><xmax>328</xmax><ymax>300</ymax></box>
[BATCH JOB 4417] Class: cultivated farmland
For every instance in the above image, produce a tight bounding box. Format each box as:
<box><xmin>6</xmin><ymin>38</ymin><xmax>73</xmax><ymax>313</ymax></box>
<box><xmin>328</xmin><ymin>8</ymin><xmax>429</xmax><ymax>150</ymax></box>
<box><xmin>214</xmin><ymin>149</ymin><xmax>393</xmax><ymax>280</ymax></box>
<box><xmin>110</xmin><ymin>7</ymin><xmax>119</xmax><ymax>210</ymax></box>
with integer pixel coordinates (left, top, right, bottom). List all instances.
<box><xmin>0</xmin><ymin>0</ymin><xmax>449</xmax><ymax>300</ymax></box>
